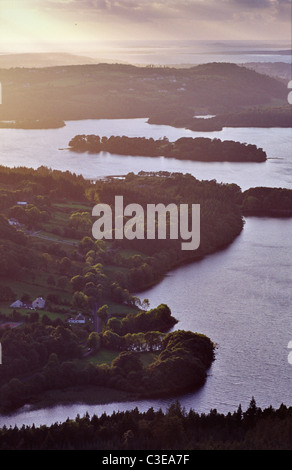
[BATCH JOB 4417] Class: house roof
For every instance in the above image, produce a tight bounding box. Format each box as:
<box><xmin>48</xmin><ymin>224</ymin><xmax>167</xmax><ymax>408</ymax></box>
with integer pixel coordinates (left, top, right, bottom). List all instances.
<box><xmin>76</xmin><ymin>313</ymin><xmax>85</xmax><ymax>319</ymax></box>
<box><xmin>10</xmin><ymin>300</ymin><xmax>24</xmax><ymax>307</ymax></box>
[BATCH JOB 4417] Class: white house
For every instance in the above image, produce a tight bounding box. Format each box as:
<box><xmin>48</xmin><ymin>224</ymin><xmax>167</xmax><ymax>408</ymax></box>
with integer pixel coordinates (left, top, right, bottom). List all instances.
<box><xmin>9</xmin><ymin>218</ymin><xmax>19</xmax><ymax>226</ymax></box>
<box><xmin>68</xmin><ymin>313</ymin><xmax>86</xmax><ymax>324</ymax></box>
<box><xmin>10</xmin><ymin>300</ymin><xmax>24</xmax><ymax>308</ymax></box>
<box><xmin>32</xmin><ymin>297</ymin><xmax>46</xmax><ymax>309</ymax></box>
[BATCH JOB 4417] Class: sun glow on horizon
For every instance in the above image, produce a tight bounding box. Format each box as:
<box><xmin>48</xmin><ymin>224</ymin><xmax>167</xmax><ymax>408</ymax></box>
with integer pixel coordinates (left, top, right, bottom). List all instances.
<box><xmin>0</xmin><ymin>2</ymin><xmax>107</xmax><ymax>53</ymax></box>
<box><xmin>0</xmin><ymin>0</ymin><xmax>290</xmax><ymax>54</ymax></box>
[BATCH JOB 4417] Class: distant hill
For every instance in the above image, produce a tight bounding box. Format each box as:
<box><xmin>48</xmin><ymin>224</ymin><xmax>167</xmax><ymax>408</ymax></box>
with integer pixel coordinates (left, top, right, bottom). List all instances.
<box><xmin>242</xmin><ymin>62</ymin><xmax>291</xmax><ymax>83</ymax></box>
<box><xmin>0</xmin><ymin>52</ymin><xmax>110</xmax><ymax>69</ymax></box>
<box><xmin>0</xmin><ymin>62</ymin><xmax>288</xmax><ymax>122</ymax></box>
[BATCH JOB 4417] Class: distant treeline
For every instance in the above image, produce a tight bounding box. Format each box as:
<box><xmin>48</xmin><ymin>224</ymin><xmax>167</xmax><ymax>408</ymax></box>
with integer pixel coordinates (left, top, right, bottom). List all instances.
<box><xmin>69</xmin><ymin>135</ymin><xmax>267</xmax><ymax>162</ymax></box>
<box><xmin>148</xmin><ymin>106</ymin><xmax>292</xmax><ymax>132</ymax></box>
<box><xmin>0</xmin><ymin>165</ymin><xmax>89</xmax><ymax>204</ymax></box>
<box><xmin>0</xmin><ymin>119</ymin><xmax>65</xmax><ymax>129</ymax></box>
<box><xmin>0</xmin><ymin>399</ymin><xmax>291</xmax><ymax>450</ymax></box>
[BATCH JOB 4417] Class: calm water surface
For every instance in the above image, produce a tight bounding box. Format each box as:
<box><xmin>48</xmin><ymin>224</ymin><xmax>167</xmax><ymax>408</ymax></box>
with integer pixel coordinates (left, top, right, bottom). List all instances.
<box><xmin>0</xmin><ymin>119</ymin><xmax>291</xmax><ymax>190</ymax></box>
<box><xmin>0</xmin><ymin>120</ymin><xmax>291</xmax><ymax>427</ymax></box>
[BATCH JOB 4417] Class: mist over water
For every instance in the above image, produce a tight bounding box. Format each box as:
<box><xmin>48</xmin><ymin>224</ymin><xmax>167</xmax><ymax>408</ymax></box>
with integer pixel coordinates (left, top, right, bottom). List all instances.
<box><xmin>1</xmin><ymin>39</ymin><xmax>291</xmax><ymax>65</ymax></box>
<box><xmin>82</xmin><ymin>40</ymin><xmax>292</xmax><ymax>65</ymax></box>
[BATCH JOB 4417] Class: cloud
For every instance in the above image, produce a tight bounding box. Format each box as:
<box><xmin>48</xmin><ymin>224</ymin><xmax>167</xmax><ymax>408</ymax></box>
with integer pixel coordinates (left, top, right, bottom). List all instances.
<box><xmin>273</xmin><ymin>0</ymin><xmax>292</xmax><ymax>20</ymax></box>
<box><xmin>1</xmin><ymin>0</ymin><xmax>290</xmax><ymax>48</ymax></box>
<box><xmin>231</xmin><ymin>0</ymin><xmax>272</xmax><ymax>8</ymax></box>
<box><xmin>22</xmin><ymin>0</ymin><xmax>291</xmax><ymax>25</ymax></box>
<box><xmin>55</xmin><ymin>0</ymin><xmax>291</xmax><ymax>27</ymax></box>
<box><xmin>44</xmin><ymin>0</ymin><xmax>292</xmax><ymax>42</ymax></box>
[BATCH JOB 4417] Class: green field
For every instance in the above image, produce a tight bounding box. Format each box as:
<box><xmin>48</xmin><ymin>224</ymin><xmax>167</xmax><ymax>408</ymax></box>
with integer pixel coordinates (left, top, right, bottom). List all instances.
<box><xmin>74</xmin><ymin>349</ymin><xmax>158</xmax><ymax>369</ymax></box>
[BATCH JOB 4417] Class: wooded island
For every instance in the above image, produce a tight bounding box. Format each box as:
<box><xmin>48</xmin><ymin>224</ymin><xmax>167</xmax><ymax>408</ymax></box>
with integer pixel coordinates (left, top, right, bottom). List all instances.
<box><xmin>68</xmin><ymin>135</ymin><xmax>267</xmax><ymax>162</ymax></box>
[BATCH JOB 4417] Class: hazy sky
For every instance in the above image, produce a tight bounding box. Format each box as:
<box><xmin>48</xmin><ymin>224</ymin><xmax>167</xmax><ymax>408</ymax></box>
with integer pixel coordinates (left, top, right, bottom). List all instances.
<box><xmin>0</xmin><ymin>0</ymin><xmax>291</xmax><ymax>53</ymax></box>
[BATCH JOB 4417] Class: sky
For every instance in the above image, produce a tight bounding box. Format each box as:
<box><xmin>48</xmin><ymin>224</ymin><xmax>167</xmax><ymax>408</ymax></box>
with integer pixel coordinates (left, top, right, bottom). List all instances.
<box><xmin>0</xmin><ymin>0</ymin><xmax>291</xmax><ymax>54</ymax></box>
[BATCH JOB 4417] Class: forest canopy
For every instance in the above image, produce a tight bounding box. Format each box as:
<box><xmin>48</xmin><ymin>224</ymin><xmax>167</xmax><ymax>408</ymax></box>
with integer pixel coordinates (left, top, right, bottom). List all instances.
<box><xmin>0</xmin><ymin>399</ymin><xmax>291</xmax><ymax>450</ymax></box>
<box><xmin>0</xmin><ymin>62</ymin><xmax>288</xmax><ymax>122</ymax></box>
<box><xmin>0</xmin><ymin>166</ymin><xmax>291</xmax><ymax>417</ymax></box>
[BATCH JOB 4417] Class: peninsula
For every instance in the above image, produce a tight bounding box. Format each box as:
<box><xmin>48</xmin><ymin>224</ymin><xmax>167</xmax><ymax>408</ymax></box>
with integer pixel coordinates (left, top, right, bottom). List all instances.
<box><xmin>0</xmin><ymin>167</ymin><xmax>291</xmax><ymax>413</ymax></box>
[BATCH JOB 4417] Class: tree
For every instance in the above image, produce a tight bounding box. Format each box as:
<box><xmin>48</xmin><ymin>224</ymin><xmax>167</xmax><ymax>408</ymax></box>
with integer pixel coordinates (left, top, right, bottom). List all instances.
<box><xmin>1</xmin><ymin>378</ymin><xmax>26</xmax><ymax>409</ymax></box>
<box><xmin>112</xmin><ymin>351</ymin><xmax>143</xmax><ymax>375</ymax></box>
<box><xmin>87</xmin><ymin>332</ymin><xmax>101</xmax><ymax>352</ymax></box>
<box><xmin>70</xmin><ymin>275</ymin><xmax>85</xmax><ymax>292</ymax></box>
<box><xmin>244</xmin><ymin>397</ymin><xmax>259</xmax><ymax>425</ymax></box>
<box><xmin>84</xmin><ymin>283</ymin><xmax>103</xmax><ymax>314</ymax></box>
<box><xmin>72</xmin><ymin>291</ymin><xmax>88</xmax><ymax>310</ymax></box>
<box><xmin>97</xmin><ymin>304</ymin><xmax>109</xmax><ymax>324</ymax></box>
<box><xmin>141</xmin><ymin>298</ymin><xmax>150</xmax><ymax>310</ymax></box>
<box><xmin>69</xmin><ymin>212</ymin><xmax>92</xmax><ymax>233</ymax></box>
<box><xmin>242</xmin><ymin>195</ymin><xmax>261</xmax><ymax>213</ymax></box>
<box><xmin>106</xmin><ymin>317</ymin><xmax>123</xmax><ymax>335</ymax></box>
<box><xmin>102</xmin><ymin>330</ymin><xmax>123</xmax><ymax>350</ymax></box>
<box><xmin>145</xmin><ymin>331</ymin><xmax>163</xmax><ymax>352</ymax></box>
<box><xmin>78</xmin><ymin>235</ymin><xmax>95</xmax><ymax>254</ymax></box>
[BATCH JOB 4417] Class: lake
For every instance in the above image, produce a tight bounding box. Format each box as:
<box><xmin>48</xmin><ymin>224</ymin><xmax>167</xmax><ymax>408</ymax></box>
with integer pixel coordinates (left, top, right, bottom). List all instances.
<box><xmin>0</xmin><ymin>118</ymin><xmax>291</xmax><ymax>427</ymax></box>
<box><xmin>0</xmin><ymin>119</ymin><xmax>291</xmax><ymax>191</ymax></box>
